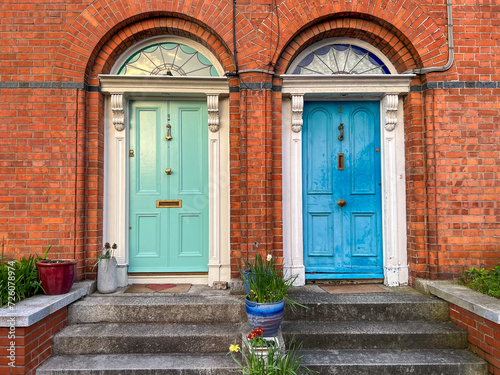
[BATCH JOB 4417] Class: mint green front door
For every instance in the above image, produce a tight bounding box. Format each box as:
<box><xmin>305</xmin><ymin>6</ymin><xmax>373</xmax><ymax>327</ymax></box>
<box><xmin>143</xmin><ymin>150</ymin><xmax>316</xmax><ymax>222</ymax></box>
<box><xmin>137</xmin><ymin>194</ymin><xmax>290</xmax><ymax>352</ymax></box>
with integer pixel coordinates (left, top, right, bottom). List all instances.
<box><xmin>129</xmin><ymin>100</ymin><xmax>208</xmax><ymax>273</ymax></box>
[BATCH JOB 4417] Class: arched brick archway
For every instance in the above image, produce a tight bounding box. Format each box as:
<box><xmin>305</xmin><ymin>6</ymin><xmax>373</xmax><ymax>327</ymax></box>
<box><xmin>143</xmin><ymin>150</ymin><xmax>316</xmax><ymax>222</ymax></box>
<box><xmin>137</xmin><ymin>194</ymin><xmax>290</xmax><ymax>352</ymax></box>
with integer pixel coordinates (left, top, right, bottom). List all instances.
<box><xmin>51</xmin><ymin>0</ymin><xmax>246</xmax><ymax>84</ymax></box>
<box><xmin>87</xmin><ymin>16</ymin><xmax>236</xmax><ymax>85</ymax></box>
<box><xmin>253</xmin><ymin>0</ymin><xmax>453</xmax><ymax>77</ymax></box>
<box><xmin>274</xmin><ymin>16</ymin><xmax>423</xmax><ymax>75</ymax></box>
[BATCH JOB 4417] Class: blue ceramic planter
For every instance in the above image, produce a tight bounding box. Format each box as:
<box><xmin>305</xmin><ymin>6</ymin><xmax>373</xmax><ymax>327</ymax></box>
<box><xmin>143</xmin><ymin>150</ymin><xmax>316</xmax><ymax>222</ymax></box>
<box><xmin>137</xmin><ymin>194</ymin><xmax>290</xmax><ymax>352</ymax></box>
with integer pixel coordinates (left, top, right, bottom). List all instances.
<box><xmin>245</xmin><ymin>296</ymin><xmax>285</xmax><ymax>337</ymax></box>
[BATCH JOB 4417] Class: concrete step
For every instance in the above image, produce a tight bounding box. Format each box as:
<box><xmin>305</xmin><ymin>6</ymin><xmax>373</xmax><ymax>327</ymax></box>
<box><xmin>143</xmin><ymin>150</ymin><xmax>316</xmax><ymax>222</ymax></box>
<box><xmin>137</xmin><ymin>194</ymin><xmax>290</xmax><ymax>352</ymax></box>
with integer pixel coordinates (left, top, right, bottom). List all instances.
<box><xmin>285</xmin><ymin>286</ymin><xmax>450</xmax><ymax>322</ymax></box>
<box><xmin>53</xmin><ymin>323</ymin><xmax>240</xmax><ymax>355</ymax></box>
<box><xmin>68</xmin><ymin>294</ymin><xmax>245</xmax><ymax>324</ymax></box>
<box><xmin>36</xmin><ymin>349</ymin><xmax>487</xmax><ymax>375</ymax></box>
<box><xmin>300</xmin><ymin>349</ymin><xmax>488</xmax><ymax>375</ymax></box>
<box><xmin>36</xmin><ymin>353</ymin><xmax>239</xmax><ymax>375</ymax></box>
<box><xmin>282</xmin><ymin>320</ymin><xmax>468</xmax><ymax>350</ymax></box>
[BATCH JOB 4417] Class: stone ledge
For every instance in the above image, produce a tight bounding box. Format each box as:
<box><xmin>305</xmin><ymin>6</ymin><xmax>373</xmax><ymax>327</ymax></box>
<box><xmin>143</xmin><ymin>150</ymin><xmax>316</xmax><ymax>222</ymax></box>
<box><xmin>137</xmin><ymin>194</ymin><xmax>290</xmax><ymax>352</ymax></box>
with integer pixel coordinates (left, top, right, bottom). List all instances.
<box><xmin>428</xmin><ymin>281</ymin><xmax>500</xmax><ymax>325</ymax></box>
<box><xmin>0</xmin><ymin>281</ymin><xmax>95</xmax><ymax>327</ymax></box>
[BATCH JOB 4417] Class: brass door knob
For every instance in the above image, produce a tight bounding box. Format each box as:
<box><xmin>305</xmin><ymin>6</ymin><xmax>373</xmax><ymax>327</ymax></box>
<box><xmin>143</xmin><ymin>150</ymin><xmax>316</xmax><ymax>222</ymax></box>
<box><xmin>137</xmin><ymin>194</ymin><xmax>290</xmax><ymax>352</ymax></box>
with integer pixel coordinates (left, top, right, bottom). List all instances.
<box><xmin>165</xmin><ymin>168</ymin><xmax>172</xmax><ymax>175</ymax></box>
<box><xmin>337</xmin><ymin>199</ymin><xmax>346</xmax><ymax>207</ymax></box>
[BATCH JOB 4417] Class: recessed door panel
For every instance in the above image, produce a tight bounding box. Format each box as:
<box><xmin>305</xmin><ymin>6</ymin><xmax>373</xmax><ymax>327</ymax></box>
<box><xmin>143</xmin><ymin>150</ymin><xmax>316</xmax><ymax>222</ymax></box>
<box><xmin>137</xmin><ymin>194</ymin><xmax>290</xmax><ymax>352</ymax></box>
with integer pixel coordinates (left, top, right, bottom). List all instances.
<box><xmin>136</xmin><ymin>109</ymin><xmax>161</xmax><ymax>194</ymax></box>
<box><xmin>351</xmin><ymin>212</ymin><xmax>377</xmax><ymax>257</ymax></box>
<box><xmin>307</xmin><ymin>109</ymin><xmax>332</xmax><ymax>194</ymax></box>
<box><xmin>351</xmin><ymin>109</ymin><xmax>376</xmax><ymax>195</ymax></box>
<box><xmin>178</xmin><ymin>107</ymin><xmax>204</xmax><ymax>194</ymax></box>
<box><xmin>179</xmin><ymin>213</ymin><xmax>204</xmax><ymax>257</ymax></box>
<box><xmin>134</xmin><ymin>214</ymin><xmax>161</xmax><ymax>257</ymax></box>
<box><xmin>307</xmin><ymin>212</ymin><xmax>334</xmax><ymax>257</ymax></box>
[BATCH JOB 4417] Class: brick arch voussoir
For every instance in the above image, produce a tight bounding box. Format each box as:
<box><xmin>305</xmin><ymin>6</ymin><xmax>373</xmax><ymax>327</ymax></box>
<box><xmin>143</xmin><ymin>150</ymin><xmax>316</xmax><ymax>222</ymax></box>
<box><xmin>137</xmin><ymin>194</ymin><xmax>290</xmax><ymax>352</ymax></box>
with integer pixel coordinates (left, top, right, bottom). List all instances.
<box><xmin>88</xmin><ymin>16</ymin><xmax>235</xmax><ymax>85</ymax></box>
<box><xmin>52</xmin><ymin>0</ymin><xmax>242</xmax><ymax>84</ymax></box>
<box><xmin>273</xmin><ymin>0</ymin><xmax>450</xmax><ymax>74</ymax></box>
<box><xmin>275</xmin><ymin>15</ymin><xmax>424</xmax><ymax>75</ymax></box>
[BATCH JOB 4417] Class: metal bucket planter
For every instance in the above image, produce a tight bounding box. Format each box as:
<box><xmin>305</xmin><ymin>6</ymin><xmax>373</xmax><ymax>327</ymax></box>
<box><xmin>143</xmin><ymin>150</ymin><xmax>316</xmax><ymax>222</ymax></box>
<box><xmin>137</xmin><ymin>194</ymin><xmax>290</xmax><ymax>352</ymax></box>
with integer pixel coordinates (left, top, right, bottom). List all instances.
<box><xmin>245</xmin><ymin>296</ymin><xmax>285</xmax><ymax>337</ymax></box>
<box><xmin>97</xmin><ymin>257</ymin><xmax>118</xmax><ymax>294</ymax></box>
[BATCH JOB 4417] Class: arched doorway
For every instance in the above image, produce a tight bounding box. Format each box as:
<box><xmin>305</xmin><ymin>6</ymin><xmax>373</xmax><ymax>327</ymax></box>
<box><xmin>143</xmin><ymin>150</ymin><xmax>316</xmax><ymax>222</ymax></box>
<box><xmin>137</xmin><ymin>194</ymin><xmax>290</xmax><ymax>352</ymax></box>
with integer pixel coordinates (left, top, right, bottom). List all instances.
<box><xmin>282</xmin><ymin>38</ymin><xmax>413</xmax><ymax>286</ymax></box>
<box><xmin>100</xmin><ymin>36</ymin><xmax>231</xmax><ymax>286</ymax></box>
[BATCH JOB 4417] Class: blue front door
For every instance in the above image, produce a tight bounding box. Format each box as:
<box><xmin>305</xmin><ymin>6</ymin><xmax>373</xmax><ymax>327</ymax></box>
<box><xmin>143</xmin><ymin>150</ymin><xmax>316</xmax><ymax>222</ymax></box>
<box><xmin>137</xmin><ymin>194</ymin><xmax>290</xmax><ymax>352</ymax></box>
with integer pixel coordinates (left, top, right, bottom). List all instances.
<box><xmin>303</xmin><ymin>101</ymin><xmax>383</xmax><ymax>279</ymax></box>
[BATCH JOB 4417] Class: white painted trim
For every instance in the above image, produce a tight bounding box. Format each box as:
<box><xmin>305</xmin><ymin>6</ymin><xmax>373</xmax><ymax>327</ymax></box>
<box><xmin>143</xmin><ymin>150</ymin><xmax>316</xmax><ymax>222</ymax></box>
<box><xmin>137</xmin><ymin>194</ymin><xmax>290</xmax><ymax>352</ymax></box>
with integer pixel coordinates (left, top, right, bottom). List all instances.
<box><xmin>286</xmin><ymin>37</ymin><xmax>399</xmax><ymax>75</ymax></box>
<box><xmin>128</xmin><ymin>275</ymin><xmax>209</xmax><ymax>285</ymax></box>
<box><xmin>111</xmin><ymin>36</ymin><xmax>226</xmax><ymax>77</ymax></box>
<box><xmin>282</xmin><ymin>75</ymin><xmax>411</xmax><ymax>286</ymax></box>
<box><xmin>100</xmin><ymin>76</ymin><xmax>230</xmax><ymax>96</ymax></box>
<box><xmin>281</xmin><ymin>74</ymin><xmax>413</xmax><ymax>96</ymax></box>
<box><xmin>102</xmin><ymin>83</ymin><xmax>230</xmax><ymax>287</ymax></box>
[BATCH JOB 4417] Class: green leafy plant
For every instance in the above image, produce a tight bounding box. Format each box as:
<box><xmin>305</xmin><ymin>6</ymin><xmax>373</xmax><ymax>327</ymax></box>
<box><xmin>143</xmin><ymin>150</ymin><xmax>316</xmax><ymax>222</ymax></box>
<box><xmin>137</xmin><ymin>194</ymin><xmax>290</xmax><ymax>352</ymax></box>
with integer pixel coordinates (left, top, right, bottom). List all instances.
<box><xmin>228</xmin><ymin>332</ymin><xmax>315</xmax><ymax>375</ymax></box>
<box><xmin>241</xmin><ymin>253</ymin><xmax>303</xmax><ymax>310</ymax></box>
<box><xmin>0</xmin><ymin>244</ymin><xmax>50</xmax><ymax>307</ymax></box>
<box><xmin>459</xmin><ymin>265</ymin><xmax>500</xmax><ymax>298</ymax></box>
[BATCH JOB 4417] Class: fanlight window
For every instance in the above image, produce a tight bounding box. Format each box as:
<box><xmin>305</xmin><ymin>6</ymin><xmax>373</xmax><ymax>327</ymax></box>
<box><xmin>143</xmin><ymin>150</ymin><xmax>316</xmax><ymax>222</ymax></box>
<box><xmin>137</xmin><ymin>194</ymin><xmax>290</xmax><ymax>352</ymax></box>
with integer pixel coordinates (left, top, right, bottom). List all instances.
<box><xmin>117</xmin><ymin>43</ymin><xmax>219</xmax><ymax>77</ymax></box>
<box><xmin>292</xmin><ymin>44</ymin><xmax>390</xmax><ymax>75</ymax></box>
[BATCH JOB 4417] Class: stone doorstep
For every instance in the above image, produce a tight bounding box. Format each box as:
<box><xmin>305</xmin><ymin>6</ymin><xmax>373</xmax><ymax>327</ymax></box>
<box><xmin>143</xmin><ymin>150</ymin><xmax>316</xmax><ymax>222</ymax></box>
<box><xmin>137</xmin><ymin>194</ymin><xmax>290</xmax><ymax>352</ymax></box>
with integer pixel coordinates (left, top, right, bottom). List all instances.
<box><xmin>0</xmin><ymin>281</ymin><xmax>95</xmax><ymax>327</ymax></box>
<box><xmin>426</xmin><ymin>280</ymin><xmax>500</xmax><ymax>325</ymax></box>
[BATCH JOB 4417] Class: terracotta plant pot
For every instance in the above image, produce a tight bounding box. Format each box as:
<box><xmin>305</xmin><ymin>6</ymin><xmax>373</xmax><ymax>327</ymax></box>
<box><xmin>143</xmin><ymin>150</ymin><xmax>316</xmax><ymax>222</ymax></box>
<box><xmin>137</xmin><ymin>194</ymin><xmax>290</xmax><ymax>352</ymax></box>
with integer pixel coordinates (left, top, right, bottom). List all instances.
<box><xmin>36</xmin><ymin>259</ymin><xmax>77</xmax><ymax>295</ymax></box>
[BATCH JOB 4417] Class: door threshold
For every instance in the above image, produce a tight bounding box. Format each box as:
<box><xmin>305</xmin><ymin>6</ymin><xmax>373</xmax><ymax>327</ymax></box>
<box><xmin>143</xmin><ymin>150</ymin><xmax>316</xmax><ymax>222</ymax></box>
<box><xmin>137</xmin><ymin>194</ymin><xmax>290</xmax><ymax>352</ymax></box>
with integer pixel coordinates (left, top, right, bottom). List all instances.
<box><xmin>128</xmin><ymin>272</ymin><xmax>208</xmax><ymax>276</ymax></box>
<box><xmin>306</xmin><ymin>278</ymin><xmax>384</xmax><ymax>285</ymax></box>
<box><xmin>127</xmin><ymin>273</ymin><xmax>209</xmax><ymax>285</ymax></box>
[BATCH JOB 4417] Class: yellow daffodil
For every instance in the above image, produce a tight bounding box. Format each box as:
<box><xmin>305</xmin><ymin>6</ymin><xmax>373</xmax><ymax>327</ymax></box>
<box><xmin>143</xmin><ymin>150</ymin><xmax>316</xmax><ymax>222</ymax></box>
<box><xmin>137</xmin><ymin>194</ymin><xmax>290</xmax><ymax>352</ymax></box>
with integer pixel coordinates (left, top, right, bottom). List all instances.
<box><xmin>229</xmin><ymin>344</ymin><xmax>240</xmax><ymax>352</ymax></box>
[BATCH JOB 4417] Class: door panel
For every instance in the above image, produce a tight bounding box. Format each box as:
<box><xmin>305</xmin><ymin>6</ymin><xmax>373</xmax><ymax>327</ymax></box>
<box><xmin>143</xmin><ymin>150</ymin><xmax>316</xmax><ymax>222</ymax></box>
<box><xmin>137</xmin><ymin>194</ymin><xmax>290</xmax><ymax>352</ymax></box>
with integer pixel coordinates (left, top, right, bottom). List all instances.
<box><xmin>129</xmin><ymin>100</ymin><xmax>208</xmax><ymax>273</ymax></box>
<box><xmin>303</xmin><ymin>101</ymin><xmax>383</xmax><ymax>279</ymax></box>
<box><xmin>136</xmin><ymin>109</ymin><xmax>161</xmax><ymax>194</ymax></box>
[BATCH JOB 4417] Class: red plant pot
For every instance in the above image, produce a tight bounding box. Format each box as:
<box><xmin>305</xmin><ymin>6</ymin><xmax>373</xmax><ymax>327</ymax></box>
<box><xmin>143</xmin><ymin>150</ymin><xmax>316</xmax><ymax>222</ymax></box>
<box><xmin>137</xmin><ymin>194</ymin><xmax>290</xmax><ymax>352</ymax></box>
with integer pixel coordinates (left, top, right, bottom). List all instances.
<box><xmin>36</xmin><ymin>259</ymin><xmax>77</xmax><ymax>295</ymax></box>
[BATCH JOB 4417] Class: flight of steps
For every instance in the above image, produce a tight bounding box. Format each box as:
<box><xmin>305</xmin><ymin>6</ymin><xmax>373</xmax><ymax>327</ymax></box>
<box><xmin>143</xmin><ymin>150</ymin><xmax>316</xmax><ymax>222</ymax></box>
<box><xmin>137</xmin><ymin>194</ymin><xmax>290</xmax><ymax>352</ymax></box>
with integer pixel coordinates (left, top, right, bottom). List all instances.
<box><xmin>283</xmin><ymin>286</ymin><xmax>488</xmax><ymax>374</ymax></box>
<box><xmin>37</xmin><ymin>285</ymin><xmax>487</xmax><ymax>374</ymax></box>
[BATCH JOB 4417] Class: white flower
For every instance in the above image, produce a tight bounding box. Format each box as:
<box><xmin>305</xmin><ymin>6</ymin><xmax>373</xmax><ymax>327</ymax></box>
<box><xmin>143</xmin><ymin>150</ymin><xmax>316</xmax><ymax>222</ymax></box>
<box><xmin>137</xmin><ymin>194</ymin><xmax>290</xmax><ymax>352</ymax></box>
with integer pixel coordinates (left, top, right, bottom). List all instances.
<box><xmin>267</xmin><ymin>254</ymin><xmax>272</xmax><ymax>262</ymax></box>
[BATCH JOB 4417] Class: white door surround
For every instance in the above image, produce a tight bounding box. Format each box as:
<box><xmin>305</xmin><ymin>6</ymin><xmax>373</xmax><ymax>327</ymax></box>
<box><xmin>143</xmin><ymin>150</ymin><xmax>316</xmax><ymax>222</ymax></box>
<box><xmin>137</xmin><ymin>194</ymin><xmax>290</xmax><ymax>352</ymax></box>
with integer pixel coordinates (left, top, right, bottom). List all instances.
<box><xmin>281</xmin><ymin>74</ymin><xmax>414</xmax><ymax>286</ymax></box>
<box><xmin>100</xmin><ymin>75</ymin><xmax>230</xmax><ymax>286</ymax></box>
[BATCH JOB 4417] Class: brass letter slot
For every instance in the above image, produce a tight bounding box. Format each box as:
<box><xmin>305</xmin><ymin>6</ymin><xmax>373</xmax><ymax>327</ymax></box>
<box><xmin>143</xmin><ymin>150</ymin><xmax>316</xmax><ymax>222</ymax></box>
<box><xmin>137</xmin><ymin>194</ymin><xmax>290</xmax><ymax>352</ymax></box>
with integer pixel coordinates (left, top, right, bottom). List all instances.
<box><xmin>156</xmin><ymin>200</ymin><xmax>182</xmax><ymax>208</ymax></box>
<box><xmin>338</xmin><ymin>153</ymin><xmax>345</xmax><ymax>170</ymax></box>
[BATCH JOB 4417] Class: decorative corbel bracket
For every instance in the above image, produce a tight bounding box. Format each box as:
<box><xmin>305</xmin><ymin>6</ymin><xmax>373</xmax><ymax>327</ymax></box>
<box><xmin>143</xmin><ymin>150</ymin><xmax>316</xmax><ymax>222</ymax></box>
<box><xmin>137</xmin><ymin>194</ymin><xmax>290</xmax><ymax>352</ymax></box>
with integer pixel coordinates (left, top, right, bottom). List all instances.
<box><xmin>291</xmin><ymin>94</ymin><xmax>304</xmax><ymax>133</ymax></box>
<box><xmin>207</xmin><ymin>95</ymin><xmax>220</xmax><ymax>132</ymax></box>
<box><xmin>384</xmin><ymin>94</ymin><xmax>398</xmax><ymax>132</ymax></box>
<box><xmin>111</xmin><ymin>93</ymin><xmax>125</xmax><ymax>131</ymax></box>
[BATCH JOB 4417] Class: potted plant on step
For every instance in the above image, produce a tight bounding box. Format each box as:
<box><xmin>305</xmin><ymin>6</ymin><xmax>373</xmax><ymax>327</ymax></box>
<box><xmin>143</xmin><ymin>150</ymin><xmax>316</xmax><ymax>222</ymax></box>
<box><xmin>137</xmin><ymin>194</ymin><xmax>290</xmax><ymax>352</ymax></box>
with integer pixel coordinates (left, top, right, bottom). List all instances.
<box><xmin>94</xmin><ymin>242</ymin><xmax>117</xmax><ymax>294</ymax></box>
<box><xmin>36</xmin><ymin>246</ymin><xmax>78</xmax><ymax>295</ymax></box>
<box><xmin>228</xmin><ymin>333</ymin><xmax>313</xmax><ymax>374</ymax></box>
<box><xmin>241</xmin><ymin>253</ymin><xmax>302</xmax><ymax>337</ymax></box>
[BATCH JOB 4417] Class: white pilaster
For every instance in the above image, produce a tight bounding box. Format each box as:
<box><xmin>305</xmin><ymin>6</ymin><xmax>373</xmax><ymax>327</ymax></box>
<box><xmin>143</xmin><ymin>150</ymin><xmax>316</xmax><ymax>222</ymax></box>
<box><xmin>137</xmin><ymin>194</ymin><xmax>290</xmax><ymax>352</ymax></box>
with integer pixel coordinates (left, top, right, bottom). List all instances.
<box><xmin>284</xmin><ymin>94</ymin><xmax>306</xmax><ymax>286</ymax></box>
<box><xmin>382</xmin><ymin>94</ymin><xmax>408</xmax><ymax>286</ymax></box>
<box><xmin>207</xmin><ymin>94</ymin><xmax>222</xmax><ymax>286</ymax></box>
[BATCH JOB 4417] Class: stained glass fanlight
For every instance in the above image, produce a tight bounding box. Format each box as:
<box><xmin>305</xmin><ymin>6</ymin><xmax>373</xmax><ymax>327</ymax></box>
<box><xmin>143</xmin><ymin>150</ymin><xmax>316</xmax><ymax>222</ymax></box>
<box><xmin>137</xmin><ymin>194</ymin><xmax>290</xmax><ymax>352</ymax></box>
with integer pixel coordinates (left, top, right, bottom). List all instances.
<box><xmin>292</xmin><ymin>44</ymin><xmax>390</xmax><ymax>75</ymax></box>
<box><xmin>117</xmin><ymin>43</ymin><xmax>219</xmax><ymax>77</ymax></box>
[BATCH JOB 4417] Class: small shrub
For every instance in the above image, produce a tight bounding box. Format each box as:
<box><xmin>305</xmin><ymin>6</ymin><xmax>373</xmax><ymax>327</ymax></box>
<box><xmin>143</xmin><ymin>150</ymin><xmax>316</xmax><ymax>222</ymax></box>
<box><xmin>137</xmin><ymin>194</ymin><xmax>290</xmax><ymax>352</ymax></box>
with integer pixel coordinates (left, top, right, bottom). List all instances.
<box><xmin>459</xmin><ymin>265</ymin><xmax>500</xmax><ymax>298</ymax></box>
<box><xmin>0</xmin><ymin>244</ymin><xmax>49</xmax><ymax>307</ymax></box>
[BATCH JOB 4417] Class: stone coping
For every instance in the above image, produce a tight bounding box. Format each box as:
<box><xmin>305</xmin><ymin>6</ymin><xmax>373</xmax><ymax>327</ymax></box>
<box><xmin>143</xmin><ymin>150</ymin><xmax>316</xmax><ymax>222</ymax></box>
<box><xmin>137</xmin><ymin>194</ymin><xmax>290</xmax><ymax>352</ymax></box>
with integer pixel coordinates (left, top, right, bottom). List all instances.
<box><xmin>0</xmin><ymin>281</ymin><xmax>95</xmax><ymax>327</ymax></box>
<box><xmin>428</xmin><ymin>281</ymin><xmax>500</xmax><ymax>325</ymax></box>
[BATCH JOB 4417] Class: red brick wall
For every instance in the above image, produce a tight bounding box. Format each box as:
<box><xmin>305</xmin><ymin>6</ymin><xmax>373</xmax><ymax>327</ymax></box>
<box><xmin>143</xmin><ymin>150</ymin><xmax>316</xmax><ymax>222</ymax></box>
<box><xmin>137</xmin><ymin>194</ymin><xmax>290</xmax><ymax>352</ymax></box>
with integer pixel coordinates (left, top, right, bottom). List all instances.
<box><xmin>0</xmin><ymin>308</ymin><xmax>67</xmax><ymax>375</ymax></box>
<box><xmin>0</xmin><ymin>0</ymin><xmax>499</xmax><ymax>282</ymax></box>
<box><xmin>450</xmin><ymin>303</ymin><xmax>500</xmax><ymax>375</ymax></box>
